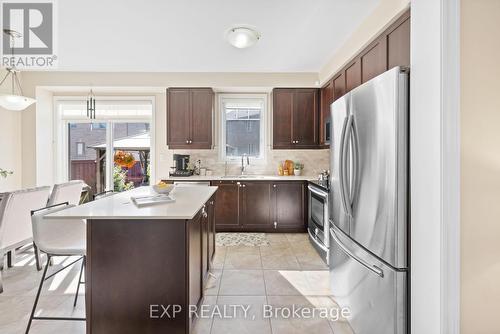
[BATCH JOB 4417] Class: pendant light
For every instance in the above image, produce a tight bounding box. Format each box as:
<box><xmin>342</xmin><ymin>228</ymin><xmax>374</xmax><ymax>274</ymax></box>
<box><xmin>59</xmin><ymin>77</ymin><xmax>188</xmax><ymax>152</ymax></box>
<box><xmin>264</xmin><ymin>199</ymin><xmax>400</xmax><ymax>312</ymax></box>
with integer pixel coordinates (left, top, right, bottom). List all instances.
<box><xmin>0</xmin><ymin>29</ymin><xmax>36</xmax><ymax>111</ymax></box>
<box><xmin>86</xmin><ymin>89</ymin><xmax>96</xmax><ymax>120</ymax></box>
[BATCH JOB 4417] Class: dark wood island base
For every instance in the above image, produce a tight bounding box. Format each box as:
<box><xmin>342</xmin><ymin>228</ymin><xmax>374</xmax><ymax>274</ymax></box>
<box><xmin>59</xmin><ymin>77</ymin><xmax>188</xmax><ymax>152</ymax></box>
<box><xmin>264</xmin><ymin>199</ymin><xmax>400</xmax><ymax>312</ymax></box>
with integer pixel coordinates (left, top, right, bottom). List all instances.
<box><xmin>86</xmin><ymin>196</ymin><xmax>216</xmax><ymax>334</ymax></box>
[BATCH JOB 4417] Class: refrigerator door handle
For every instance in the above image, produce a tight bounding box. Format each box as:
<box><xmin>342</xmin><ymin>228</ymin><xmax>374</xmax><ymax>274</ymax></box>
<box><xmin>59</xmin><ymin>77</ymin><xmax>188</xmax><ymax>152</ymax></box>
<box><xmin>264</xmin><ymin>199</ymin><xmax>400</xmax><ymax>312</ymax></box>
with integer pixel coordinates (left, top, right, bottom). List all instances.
<box><xmin>330</xmin><ymin>227</ymin><xmax>384</xmax><ymax>278</ymax></box>
<box><xmin>341</xmin><ymin>114</ymin><xmax>354</xmax><ymax>217</ymax></box>
<box><xmin>338</xmin><ymin>115</ymin><xmax>351</xmax><ymax>217</ymax></box>
<box><xmin>350</xmin><ymin>117</ymin><xmax>360</xmax><ymax>206</ymax></box>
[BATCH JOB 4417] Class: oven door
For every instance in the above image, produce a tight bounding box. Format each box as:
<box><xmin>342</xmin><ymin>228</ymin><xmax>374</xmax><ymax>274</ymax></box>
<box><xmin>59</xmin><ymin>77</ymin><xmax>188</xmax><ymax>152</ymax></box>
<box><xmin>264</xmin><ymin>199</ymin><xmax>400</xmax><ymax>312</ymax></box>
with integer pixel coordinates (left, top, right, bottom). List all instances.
<box><xmin>308</xmin><ymin>185</ymin><xmax>329</xmax><ymax>250</ymax></box>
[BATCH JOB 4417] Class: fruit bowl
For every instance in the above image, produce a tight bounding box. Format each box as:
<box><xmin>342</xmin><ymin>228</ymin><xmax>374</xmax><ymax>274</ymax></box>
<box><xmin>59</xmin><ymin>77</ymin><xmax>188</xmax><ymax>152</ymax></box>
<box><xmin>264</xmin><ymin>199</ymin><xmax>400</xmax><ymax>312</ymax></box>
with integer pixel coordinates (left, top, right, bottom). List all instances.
<box><xmin>152</xmin><ymin>183</ymin><xmax>175</xmax><ymax>195</ymax></box>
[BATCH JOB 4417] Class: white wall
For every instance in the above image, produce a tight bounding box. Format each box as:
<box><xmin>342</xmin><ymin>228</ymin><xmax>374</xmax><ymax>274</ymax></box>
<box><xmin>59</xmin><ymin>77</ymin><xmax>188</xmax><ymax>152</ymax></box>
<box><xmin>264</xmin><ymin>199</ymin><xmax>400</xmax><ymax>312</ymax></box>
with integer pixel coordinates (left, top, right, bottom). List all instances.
<box><xmin>0</xmin><ymin>69</ymin><xmax>23</xmax><ymax>192</ymax></box>
<box><xmin>410</xmin><ymin>0</ymin><xmax>461</xmax><ymax>333</ymax></box>
<box><xmin>461</xmin><ymin>1</ymin><xmax>500</xmax><ymax>333</ymax></box>
<box><xmin>0</xmin><ymin>107</ymin><xmax>22</xmax><ymax>192</ymax></box>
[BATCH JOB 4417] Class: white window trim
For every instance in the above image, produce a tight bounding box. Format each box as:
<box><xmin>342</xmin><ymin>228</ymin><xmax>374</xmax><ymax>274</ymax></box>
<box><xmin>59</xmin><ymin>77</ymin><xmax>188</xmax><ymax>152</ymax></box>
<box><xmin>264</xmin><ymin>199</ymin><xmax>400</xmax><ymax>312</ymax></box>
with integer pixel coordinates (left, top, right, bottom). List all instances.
<box><xmin>53</xmin><ymin>96</ymin><xmax>155</xmax><ymax>191</ymax></box>
<box><xmin>218</xmin><ymin>93</ymin><xmax>267</xmax><ymax>164</ymax></box>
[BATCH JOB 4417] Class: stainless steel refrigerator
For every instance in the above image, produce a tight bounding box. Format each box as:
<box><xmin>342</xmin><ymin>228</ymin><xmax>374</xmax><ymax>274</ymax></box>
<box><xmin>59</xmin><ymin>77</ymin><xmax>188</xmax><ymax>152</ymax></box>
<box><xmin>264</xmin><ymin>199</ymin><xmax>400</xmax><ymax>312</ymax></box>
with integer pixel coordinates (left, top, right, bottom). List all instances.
<box><xmin>329</xmin><ymin>66</ymin><xmax>409</xmax><ymax>334</ymax></box>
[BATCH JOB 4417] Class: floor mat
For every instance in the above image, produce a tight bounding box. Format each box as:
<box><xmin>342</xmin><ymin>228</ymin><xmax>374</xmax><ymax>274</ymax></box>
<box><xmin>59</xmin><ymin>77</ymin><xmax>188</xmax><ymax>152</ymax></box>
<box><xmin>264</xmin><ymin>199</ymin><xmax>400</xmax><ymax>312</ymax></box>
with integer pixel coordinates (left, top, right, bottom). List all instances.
<box><xmin>216</xmin><ymin>232</ymin><xmax>270</xmax><ymax>246</ymax></box>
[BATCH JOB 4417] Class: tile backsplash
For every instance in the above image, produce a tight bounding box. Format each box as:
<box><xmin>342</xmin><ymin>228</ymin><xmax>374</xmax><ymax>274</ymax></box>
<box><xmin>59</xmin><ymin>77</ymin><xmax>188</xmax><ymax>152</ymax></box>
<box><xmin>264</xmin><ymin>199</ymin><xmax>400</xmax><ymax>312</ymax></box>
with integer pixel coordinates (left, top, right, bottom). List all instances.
<box><xmin>169</xmin><ymin>148</ymin><xmax>330</xmax><ymax>177</ymax></box>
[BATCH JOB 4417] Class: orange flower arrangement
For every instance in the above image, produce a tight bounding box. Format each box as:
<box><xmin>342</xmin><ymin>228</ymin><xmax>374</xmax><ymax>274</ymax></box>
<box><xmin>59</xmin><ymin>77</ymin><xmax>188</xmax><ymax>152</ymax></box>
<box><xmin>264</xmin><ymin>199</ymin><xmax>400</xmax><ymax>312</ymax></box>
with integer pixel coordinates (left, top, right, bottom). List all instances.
<box><xmin>114</xmin><ymin>151</ymin><xmax>136</xmax><ymax>168</ymax></box>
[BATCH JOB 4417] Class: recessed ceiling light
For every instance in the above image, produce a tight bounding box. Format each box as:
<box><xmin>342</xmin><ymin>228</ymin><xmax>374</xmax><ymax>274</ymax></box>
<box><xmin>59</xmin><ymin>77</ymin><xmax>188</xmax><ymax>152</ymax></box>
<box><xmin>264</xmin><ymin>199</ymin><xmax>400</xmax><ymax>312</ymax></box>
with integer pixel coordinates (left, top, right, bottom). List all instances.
<box><xmin>225</xmin><ymin>26</ymin><xmax>261</xmax><ymax>49</ymax></box>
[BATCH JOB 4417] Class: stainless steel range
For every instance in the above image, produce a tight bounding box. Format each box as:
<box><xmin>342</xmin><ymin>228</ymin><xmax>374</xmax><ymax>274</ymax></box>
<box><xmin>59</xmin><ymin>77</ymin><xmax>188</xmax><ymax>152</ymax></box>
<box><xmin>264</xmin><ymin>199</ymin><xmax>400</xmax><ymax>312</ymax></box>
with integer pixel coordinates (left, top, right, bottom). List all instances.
<box><xmin>307</xmin><ymin>171</ymin><xmax>330</xmax><ymax>264</ymax></box>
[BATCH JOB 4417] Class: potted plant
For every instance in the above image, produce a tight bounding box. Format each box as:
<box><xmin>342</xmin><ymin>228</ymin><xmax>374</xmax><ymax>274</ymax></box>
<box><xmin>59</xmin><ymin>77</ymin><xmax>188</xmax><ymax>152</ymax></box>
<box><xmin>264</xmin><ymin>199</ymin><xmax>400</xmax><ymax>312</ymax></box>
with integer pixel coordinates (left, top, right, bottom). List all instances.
<box><xmin>293</xmin><ymin>162</ymin><xmax>304</xmax><ymax>176</ymax></box>
<box><xmin>0</xmin><ymin>168</ymin><xmax>13</xmax><ymax>179</ymax></box>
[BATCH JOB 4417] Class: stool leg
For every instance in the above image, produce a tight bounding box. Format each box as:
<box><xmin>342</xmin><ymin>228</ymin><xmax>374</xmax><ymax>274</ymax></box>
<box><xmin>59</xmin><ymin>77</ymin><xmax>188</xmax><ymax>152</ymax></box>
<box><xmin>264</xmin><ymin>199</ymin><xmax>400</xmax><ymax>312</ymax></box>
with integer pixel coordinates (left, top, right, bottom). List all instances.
<box><xmin>7</xmin><ymin>251</ymin><xmax>13</xmax><ymax>268</ymax></box>
<box><xmin>33</xmin><ymin>243</ymin><xmax>42</xmax><ymax>271</ymax></box>
<box><xmin>25</xmin><ymin>255</ymin><xmax>50</xmax><ymax>334</ymax></box>
<box><xmin>73</xmin><ymin>256</ymin><xmax>85</xmax><ymax>307</ymax></box>
<box><xmin>0</xmin><ymin>252</ymin><xmax>4</xmax><ymax>294</ymax></box>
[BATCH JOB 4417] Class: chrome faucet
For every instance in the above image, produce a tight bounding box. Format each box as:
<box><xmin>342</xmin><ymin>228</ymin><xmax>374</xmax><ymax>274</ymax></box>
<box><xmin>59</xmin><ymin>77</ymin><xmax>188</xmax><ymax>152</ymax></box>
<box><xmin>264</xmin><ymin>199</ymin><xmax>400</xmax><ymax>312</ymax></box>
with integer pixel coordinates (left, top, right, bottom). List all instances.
<box><xmin>240</xmin><ymin>154</ymin><xmax>250</xmax><ymax>175</ymax></box>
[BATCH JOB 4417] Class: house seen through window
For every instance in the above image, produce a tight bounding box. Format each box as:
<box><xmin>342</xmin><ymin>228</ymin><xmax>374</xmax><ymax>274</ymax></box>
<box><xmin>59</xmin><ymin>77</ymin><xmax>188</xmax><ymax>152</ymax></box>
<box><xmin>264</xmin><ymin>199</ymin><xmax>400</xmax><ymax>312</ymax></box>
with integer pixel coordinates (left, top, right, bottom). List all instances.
<box><xmin>221</xmin><ymin>95</ymin><xmax>266</xmax><ymax>161</ymax></box>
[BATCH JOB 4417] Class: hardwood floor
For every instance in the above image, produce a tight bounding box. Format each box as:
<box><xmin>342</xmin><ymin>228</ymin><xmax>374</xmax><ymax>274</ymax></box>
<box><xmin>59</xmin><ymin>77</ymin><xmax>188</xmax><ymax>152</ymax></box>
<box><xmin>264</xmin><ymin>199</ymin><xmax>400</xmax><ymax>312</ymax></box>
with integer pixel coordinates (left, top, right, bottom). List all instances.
<box><xmin>0</xmin><ymin>234</ymin><xmax>352</xmax><ymax>334</ymax></box>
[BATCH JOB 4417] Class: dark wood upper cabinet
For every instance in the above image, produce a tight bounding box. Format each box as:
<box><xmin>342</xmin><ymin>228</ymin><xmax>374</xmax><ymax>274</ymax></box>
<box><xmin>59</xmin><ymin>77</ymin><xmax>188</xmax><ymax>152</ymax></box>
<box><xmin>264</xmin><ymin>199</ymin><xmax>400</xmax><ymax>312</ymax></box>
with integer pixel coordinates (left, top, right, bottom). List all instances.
<box><xmin>320</xmin><ymin>80</ymin><xmax>334</xmax><ymax>145</ymax></box>
<box><xmin>345</xmin><ymin>60</ymin><xmax>362</xmax><ymax>92</ymax></box>
<box><xmin>167</xmin><ymin>88</ymin><xmax>213</xmax><ymax>149</ymax></box>
<box><xmin>166</xmin><ymin>89</ymin><xmax>190</xmax><ymax>148</ymax></box>
<box><xmin>272</xmin><ymin>89</ymin><xmax>294</xmax><ymax>148</ymax></box>
<box><xmin>239</xmin><ymin>182</ymin><xmax>272</xmax><ymax>229</ymax></box>
<box><xmin>319</xmin><ymin>10</ymin><xmax>410</xmax><ymax>138</ymax></box>
<box><xmin>360</xmin><ymin>37</ymin><xmax>388</xmax><ymax>83</ymax></box>
<box><xmin>213</xmin><ymin>180</ymin><xmax>239</xmax><ymax>231</ymax></box>
<box><xmin>333</xmin><ymin>72</ymin><xmax>346</xmax><ymax>101</ymax></box>
<box><xmin>293</xmin><ymin>89</ymin><xmax>319</xmax><ymax>148</ymax></box>
<box><xmin>272</xmin><ymin>182</ymin><xmax>306</xmax><ymax>230</ymax></box>
<box><xmin>273</xmin><ymin>88</ymin><xmax>319</xmax><ymax>149</ymax></box>
<box><xmin>387</xmin><ymin>14</ymin><xmax>410</xmax><ymax>69</ymax></box>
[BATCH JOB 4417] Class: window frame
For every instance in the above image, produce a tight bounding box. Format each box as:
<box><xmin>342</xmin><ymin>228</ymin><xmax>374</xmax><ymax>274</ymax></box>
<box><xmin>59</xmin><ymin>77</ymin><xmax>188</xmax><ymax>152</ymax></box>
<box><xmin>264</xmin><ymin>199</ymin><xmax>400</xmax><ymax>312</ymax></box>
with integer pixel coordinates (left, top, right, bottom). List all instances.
<box><xmin>53</xmin><ymin>96</ymin><xmax>155</xmax><ymax>191</ymax></box>
<box><xmin>218</xmin><ymin>93</ymin><xmax>267</xmax><ymax>163</ymax></box>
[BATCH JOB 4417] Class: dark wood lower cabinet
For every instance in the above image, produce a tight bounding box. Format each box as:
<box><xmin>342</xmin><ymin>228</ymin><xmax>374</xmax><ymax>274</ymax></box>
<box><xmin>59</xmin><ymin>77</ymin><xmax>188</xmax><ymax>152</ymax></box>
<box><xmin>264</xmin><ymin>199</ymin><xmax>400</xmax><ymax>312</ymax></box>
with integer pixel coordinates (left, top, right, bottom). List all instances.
<box><xmin>212</xmin><ymin>180</ymin><xmax>239</xmax><ymax>231</ymax></box>
<box><xmin>207</xmin><ymin>198</ymin><xmax>216</xmax><ymax>265</ymax></box>
<box><xmin>86</xmin><ymin>195</ymin><xmax>216</xmax><ymax>334</ymax></box>
<box><xmin>213</xmin><ymin>180</ymin><xmax>307</xmax><ymax>232</ymax></box>
<box><xmin>272</xmin><ymin>182</ymin><xmax>306</xmax><ymax>230</ymax></box>
<box><xmin>239</xmin><ymin>182</ymin><xmax>272</xmax><ymax>230</ymax></box>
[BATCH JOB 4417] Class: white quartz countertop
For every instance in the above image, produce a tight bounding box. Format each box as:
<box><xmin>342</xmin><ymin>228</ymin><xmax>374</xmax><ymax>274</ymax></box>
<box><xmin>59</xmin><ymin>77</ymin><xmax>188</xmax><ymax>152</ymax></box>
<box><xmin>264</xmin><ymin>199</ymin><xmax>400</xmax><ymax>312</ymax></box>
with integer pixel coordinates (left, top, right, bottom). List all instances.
<box><xmin>46</xmin><ymin>186</ymin><xmax>218</xmax><ymax>220</ymax></box>
<box><xmin>161</xmin><ymin>175</ymin><xmax>315</xmax><ymax>181</ymax></box>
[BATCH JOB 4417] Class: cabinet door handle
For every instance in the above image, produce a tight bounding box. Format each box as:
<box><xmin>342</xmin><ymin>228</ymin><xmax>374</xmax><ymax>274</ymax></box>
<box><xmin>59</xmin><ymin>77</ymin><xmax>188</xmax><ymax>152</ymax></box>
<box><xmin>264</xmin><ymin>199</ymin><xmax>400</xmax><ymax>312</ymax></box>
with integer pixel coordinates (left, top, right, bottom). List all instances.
<box><xmin>186</xmin><ymin>140</ymin><xmax>189</xmax><ymax>144</ymax></box>
<box><xmin>273</xmin><ymin>184</ymin><xmax>276</xmax><ymax>188</ymax></box>
<box><xmin>273</xmin><ymin>222</ymin><xmax>278</xmax><ymax>229</ymax></box>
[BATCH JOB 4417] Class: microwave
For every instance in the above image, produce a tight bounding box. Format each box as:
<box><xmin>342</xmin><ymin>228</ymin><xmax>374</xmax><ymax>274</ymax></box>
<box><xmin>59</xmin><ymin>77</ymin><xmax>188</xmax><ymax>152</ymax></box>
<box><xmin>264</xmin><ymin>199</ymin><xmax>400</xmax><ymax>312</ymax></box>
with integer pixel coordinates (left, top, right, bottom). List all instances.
<box><xmin>325</xmin><ymin>116</ymin><xmax>331</xmax><ymax>144</ymax></box>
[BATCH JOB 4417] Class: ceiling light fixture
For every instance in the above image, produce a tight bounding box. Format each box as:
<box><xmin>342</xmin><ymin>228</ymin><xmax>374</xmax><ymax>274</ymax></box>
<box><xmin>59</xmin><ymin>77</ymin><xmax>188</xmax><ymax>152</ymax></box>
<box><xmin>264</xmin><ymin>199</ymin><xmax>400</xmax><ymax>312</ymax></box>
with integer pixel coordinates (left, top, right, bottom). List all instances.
<box><xmin>0</xmin><ymin>29</ymin><xmax>36</xmax><ymax>111</ymax></box>
<box><xmin>226</xmin><ymin>26</ymin><xmax>261</xmax><ymax>49</ymax></box>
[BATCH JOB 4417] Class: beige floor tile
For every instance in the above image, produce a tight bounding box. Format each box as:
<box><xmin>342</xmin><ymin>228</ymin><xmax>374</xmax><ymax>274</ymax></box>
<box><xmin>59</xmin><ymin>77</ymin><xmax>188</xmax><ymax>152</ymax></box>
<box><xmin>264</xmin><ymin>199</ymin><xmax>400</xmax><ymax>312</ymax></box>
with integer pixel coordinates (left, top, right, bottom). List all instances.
<box><xmin>260</xmin><ymin>245</ymin><xmax>300</xmax><ymax>270</ymax></box>
<box><xmin>263</xmin><ymin>270</ymin><xmax>310</xmax><ymax>296</ymax></box>
<box><xmin>264</xmin><ymin>233</ymin><xmax>290</xmax><ymax>246</ymax></box>
<box><xmin>291</xmin><ymin>247</ymin><xmax>329</xmax><ymax>270</ymax></box>
<box><xmin>204</xmin><ymin>270</ymin><xmax>222</xmax><ymax>296</ymax></box>
<box><xmin>226</xmin><ymin>246</ymin><xmax>261</xmax><ymax>255</ymax></box>
<box><xmin>192</xmin><ymin>296</ymin><xmax>216</xmax><ymax>334</ymax></box>
<box><xmin>285</xmin><ymin>233</ymin><xmax>309</xmax><ymax>244</ymax></box>
<box><xmin>211</xmin><ymin>296</ymin><xmax>271</xmax><ymax>334</ymax></box>
<box><xmin>219</xmin><ymin>270</ymin><xmax>266</xmax><ymax>296</ymax></box>
<box><xmin>211</xmin><ymin>247</ymin><xmax>227</xmax><ymax>270</ymax></box>
<box><xmin>303</xmin><ymin>270</ymin><xmax>332</xmax><ymax>295</ymax></box>
<box><xmin>266</xmin><ymin>295</ymin><xmax>334</xmax><ymax>334</ymax></box>
<box><xmin>224</xmin><ymin>252</ymin><xmax>262</xmax><ymax>270</ymax></box>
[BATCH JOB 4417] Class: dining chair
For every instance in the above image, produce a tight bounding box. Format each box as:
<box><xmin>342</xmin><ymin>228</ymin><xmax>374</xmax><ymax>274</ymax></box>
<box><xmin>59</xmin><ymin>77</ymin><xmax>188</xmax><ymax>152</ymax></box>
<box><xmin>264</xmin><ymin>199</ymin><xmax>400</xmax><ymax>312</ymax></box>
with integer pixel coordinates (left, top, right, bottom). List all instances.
<box><xmin>0</xmin><ymin>186</ymin><xmax>51</xmax><ymax>293</ymax></box>
<box><xmin>47</xmin><ymin>180</ymin><xmax>85</xmax><ymax>206</ymax></box>
<box><xmin>26</xmin><ymin>202</ymin><xmax>86</xmax><ymax>334</ymax></box>
<box><xmin>93</xmin><ymin>190</ymin><xmax>115</xmax><ymax>201</ymax></box>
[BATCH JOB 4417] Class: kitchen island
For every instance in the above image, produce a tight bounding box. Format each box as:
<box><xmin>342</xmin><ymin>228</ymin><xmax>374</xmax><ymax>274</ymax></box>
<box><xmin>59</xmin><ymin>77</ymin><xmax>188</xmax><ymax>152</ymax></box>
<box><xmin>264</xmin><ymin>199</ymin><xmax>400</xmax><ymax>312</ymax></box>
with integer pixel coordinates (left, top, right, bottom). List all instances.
<box><xmin>47</xmin><ymin>186</ymin><xmax>218</xmax><ymax>334</ymax></box>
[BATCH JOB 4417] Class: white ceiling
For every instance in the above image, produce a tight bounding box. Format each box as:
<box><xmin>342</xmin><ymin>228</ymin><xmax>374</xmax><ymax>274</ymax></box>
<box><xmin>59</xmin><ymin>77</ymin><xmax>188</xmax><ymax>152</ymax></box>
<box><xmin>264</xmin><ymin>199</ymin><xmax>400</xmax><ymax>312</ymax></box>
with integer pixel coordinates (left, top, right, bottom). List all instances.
<box><xmin>57</xmin><ymin>0</ymin><xmax>379</xmax><ymax>72</ymax></box>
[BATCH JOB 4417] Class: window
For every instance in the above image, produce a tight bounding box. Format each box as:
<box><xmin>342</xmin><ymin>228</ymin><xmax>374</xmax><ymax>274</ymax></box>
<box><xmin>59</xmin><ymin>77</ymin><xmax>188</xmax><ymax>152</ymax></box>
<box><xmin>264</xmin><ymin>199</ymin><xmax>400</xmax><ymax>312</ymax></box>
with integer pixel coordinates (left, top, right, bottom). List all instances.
<box><xmin>55</xmin><ymin>97</ymin><xmax>154</xmax><ymax>194</ymax></box>
<box><xmin>76</xmin><ymin>142</ymin><xmax>85</xmax><ymax>156</ymax></box>
<box><xmin>220</xmin><ymin>94</ymin><xmax>266</xmax><ymax>162</ymax></box>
